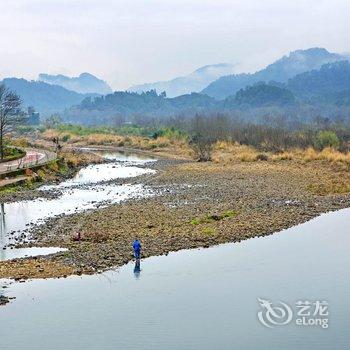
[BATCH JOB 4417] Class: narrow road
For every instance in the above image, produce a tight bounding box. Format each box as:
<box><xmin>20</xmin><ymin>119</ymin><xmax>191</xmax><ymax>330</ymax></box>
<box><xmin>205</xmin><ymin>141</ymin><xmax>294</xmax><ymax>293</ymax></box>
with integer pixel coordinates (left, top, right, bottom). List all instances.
<box><xmin>0</xmin><ymin>148</ymin><xmax>56</xmax><ymax>175</ymax></box>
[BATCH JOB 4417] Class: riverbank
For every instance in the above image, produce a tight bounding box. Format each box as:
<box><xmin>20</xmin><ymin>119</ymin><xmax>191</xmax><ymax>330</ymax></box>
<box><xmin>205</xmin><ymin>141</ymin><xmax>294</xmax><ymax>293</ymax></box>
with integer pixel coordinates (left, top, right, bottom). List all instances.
<box><xmin>0</xmin><ymin>150</ymin><xmax>349</xmax><ymax>280</ymax></box>
<box><xmin>0</xmin><ymin>150</ymin><xmax>105</xmax><ymax>203</ymax></box>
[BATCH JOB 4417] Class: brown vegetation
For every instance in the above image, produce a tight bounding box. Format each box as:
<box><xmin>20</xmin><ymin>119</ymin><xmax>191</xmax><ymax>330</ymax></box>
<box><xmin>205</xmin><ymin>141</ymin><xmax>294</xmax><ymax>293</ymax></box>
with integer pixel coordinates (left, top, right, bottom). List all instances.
<box><xmin>42</xmin><ymin>129</ymin><xmax>192</xmax><ymax>159</ymax></box>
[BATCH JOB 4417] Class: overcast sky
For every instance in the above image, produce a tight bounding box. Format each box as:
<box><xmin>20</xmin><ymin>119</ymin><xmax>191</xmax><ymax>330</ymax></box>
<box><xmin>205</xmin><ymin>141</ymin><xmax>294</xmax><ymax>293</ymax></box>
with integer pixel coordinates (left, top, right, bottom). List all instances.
<box><xmin>0</xmin><ymin>0</ymin><xmax>349</xmax><ymax>89</ymax></box>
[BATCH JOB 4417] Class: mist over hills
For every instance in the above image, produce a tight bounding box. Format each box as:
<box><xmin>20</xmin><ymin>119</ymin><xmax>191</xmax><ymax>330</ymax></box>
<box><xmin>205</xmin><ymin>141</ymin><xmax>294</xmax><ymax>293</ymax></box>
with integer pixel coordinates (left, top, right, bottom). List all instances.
<box><xmin>128</xmin><ymin>63</ymin><xmax>237</xmax><ymax>97</ymax></box>
<box><xmin>64</xmin><ymin>91</ymin><xmax>218</xmax><ymax>125</ymax></box>
<box><xmin>63</xmin><ymin>59</ymin><xmax>350</xmax><ymax>125</ymax></box>
<box><xmin>2</xmin><ymin>47</ymin><xmax>350</xmax><ymax>123</ymax></box>
<box><xmin>224</xmin><ymin>83</ymin><xmax>297</xmax><ymax>108</ymax></box>
<box><xmin>288</xmin><ymin>60</ymin><xmax>350</xmax><ymax>98</ymax></box>
<box><xmin>1</xmin><ymin>78</ymin><xmax>97</xmax><ymax>117</ymax></box>
<box><xmin>202</xmin><ymin>48</ymin><xmax>346</xmax><ymax>99</ymax></box>
<box><xmin>38</xmin><ymin>72</ymin><xmax>112</xmax><ymax>95</ymax></box>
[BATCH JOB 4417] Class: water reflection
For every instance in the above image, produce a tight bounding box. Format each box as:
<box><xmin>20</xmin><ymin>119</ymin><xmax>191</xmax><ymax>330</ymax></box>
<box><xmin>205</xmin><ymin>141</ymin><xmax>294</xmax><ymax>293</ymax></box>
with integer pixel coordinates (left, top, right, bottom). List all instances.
<box><xmin>0</xmin><ymin>203</ymin><xmax>5</xmax><ymax>249</ymax></box>
<box><xmin>0</xmin><ymin>281</ymin><xmax>11</xmax><ymax>306</ymax></box>
<box><xmin>1</xmin><ymin>209</ymin><xmax>349</xmax><ymax>350</ymax></box>
<box><xmin>0</xmin><ymin>184</ymin><xmax>149</xmax><ymax>248</ymax></box>
<box><xmin>0</xmin><ymin>151</ymin><xmax>156</xmax><ymax>258</ymax></box>
<box><xmin>133</xmin><ymin>259</ymin><xmax>141</xmax><ymax>279</ymax></box>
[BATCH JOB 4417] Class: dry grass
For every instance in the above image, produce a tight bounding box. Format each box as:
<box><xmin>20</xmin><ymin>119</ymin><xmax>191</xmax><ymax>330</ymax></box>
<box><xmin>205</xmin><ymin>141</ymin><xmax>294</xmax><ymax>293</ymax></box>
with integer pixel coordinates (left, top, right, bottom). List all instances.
<box><xmin>60</xmin><ymin>151</ymin><xmax>104</xmax><ymax>167</ymax></box>
<box><xmin>302</xmin><ymin>147</ymin><xmax>350</xmax><ymax>164</ymax></box>
<box><xmin>40</xmin><ymin>130</ymin><xmax>350</xmax><ymax>170</ymax></box>
<box><xmin>5</xmin><ymin>137</ymin><xmax>31</xmax><ymax>148</ymax></box>
<box><xmin>213</xmin><ymin>141</ymin><xmax>350</xmax><ymax>166</ymax></box>
<box><xmin>308</xmin><ymin>181</ymin><xmax>350</xmax><ymax>195</ymax></box>
<box><xmin>42</xmin><ymin>129</ymin><xmax>192</xmax><ymax>159</ymax></box>
<box><xmin>213</xmin><ymin>141</ymin><xmax>260</xmax><ymax>163</ymax></box>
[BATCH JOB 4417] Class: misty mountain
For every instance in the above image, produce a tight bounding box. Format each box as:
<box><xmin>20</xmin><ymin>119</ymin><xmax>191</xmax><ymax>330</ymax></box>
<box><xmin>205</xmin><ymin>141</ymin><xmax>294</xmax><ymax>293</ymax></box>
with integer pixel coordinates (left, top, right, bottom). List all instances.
<box><xmin>307</xmin><ymin>89</ymin><xmax>350</xmax><ymax>107</ymax></box>
<box><xmin>64</xmin><ymin>59</ymin><xmax>350</xmax><ymax>125</ymax></box>
<box><xmin>128</xmin><ymin>63</ymin><xmax>237</xmax><ymax>98</ymax></box>
<box><xmin>202</xmin><ymin>48</ymin><xmax>347</xmax><ymax>99</ymax></box>
<box><xmin>287</xmin><ymin>61</ymin><xmax>350</xmax><ymax>98</ymax></box>
<box><xmin>1</xmin><ymin>78</ymin><xmax>96</xmax><ymax>117</ymax></box>
<box><xmin>38</xmin><ymin>72</ymin><xmax>112</xmax><ymax>95</ymax></box>
<box><xmin>233</xmin><ymin>61</ymin><xmax>350</xmax><ymax>108</ymax></box>
<box><xmin>5</xmin><ymin>49</ymin><xmax>350</xmax><ymax>123</ymax></box>
<box><xmin>224</xmin><ymin>83</ymin><xmax>297</xmax><ymax>108</ymax></box>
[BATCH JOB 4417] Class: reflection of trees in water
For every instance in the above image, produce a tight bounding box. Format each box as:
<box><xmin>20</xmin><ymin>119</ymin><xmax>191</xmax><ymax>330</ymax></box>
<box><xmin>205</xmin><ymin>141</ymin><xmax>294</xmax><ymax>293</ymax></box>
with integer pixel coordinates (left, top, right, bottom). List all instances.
<box><xmin>0</xmin><ymin>279</ymin><xmax>9</xmax><ymax>305</ymax></box>
<box><xmin>0</xmin><ymin>285</ymin><xmax>10</xmax><ymax>306</ymax></box>
<box><xmin>0</xmin><ymin>203</ymin><xmax>5</xmax><ymax>260</ymax></box>
<box><xmin>0</xmin><ymin>202</ymin><xmax>5</xmax><ymax>233</ymax></box>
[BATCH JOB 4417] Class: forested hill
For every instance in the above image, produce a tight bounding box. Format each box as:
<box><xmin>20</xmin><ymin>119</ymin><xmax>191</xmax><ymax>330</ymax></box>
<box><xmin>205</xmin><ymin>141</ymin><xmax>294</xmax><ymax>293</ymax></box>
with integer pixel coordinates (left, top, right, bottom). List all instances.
<box><xmin>63</xmin><ymin>91</ymin><xmax>218</xmax><ymax>124</ymax></box>
<box><xmin>63</xmin><ymin>60</ymin><xmax>350</xmax><ymax>125</ymax></box>
<box><xmin>287</xmin><ymin>61</ymin><xmax>350</xmax><ymax>98</ymax></box>
<box><xmin>225</xmin><ymin>83</ymin><xmax>297</xmax><ymax>108</ymax></box>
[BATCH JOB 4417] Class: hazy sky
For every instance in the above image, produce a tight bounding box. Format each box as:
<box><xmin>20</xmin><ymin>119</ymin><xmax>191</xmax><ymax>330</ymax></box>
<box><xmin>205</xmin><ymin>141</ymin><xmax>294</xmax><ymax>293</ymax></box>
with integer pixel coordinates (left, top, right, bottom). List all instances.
<box><xmin>0</xmin><ymin>0</ymin><xmax>349</xmax><ymax>89</ymax></box>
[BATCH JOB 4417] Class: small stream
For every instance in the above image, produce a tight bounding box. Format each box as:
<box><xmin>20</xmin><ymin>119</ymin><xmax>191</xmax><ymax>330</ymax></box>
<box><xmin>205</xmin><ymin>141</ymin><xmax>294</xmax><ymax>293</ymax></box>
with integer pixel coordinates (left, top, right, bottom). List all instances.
<box><xmin>0</xmin><ymin>208</ymin><xmax>349</xmax><ymax>349</ymax></box>
<box><xmin>0</xmin><ymin>150</ymin><xmax>156</xmax><ymax>260</ymax></box>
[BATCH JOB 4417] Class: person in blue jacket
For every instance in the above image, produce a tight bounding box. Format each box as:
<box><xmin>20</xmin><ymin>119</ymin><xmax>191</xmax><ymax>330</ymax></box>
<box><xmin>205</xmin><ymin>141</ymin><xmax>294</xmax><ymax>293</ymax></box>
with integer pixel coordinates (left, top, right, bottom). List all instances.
<box><xmin>132</xmin><ymin>239</ymin><xmax>141</xmax><ymax>260</ymax></box>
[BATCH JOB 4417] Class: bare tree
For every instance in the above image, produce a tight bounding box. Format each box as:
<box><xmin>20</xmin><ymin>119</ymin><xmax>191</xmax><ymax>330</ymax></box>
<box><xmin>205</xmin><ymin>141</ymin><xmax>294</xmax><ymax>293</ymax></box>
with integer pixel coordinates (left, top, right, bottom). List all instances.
<box><xmin>189</xmin><ymin>114</ymin><xmax>217</xmax><ymax>161</ymax></box>
<box><xmin>0</xmin><ymin>84</ymin><xmax>24</xmax><ymax>159</ymax></box>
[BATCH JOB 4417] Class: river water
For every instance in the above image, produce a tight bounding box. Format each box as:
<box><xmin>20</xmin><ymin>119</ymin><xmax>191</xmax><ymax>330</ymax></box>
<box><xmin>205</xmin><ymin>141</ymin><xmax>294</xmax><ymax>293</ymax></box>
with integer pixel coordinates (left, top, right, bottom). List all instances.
<box><xmin>0</xmin><ymin>151</ymin><xmax>349</xmax><ymax>349</ymax></box>
<box><xmin>0</xmin><ymin>207</ymin><xmax>349</xmax><ymax>349</ymax></box>
<box><xmin>0</xmin><ymin>150</ymin><xmax>156</xmax><ymax>260</ymax></box>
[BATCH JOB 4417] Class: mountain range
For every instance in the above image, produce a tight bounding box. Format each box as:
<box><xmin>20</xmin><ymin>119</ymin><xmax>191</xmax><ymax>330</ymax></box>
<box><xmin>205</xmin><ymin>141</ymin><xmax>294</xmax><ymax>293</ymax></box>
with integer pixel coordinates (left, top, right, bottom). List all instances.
<box><xmin>0</xmin><ymin>78</ymin><xmax>97</xmax><ymax>116</ymax></box>
<box><xmin>128</xmin><ymin>63</ymin><xmax>237</xmax><ymax>97</ymax></box>
<box><xmin>63</xmin><ymin>60</ymin><xmax>350</xmax><ymax>125</ymax></box>
<box><xmin>2</xmin><ymin>47</ymin><xmax>350</xmax><ymax>122</ymax></box>
<box><xmin>202</xmin><ymin>48</ymin><xmax>347</xmax><ymax>99</ymax></box>
<box><xmin>38</xmin><ymin>72</ymin><xmax>112</xmax><ymax>95</ymax></box>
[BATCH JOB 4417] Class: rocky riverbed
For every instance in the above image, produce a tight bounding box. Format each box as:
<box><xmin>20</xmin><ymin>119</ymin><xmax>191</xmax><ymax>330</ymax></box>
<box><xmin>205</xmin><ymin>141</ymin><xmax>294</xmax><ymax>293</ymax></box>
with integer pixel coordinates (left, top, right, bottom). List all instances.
<box><xmin>0</xmin><ymin>152</ymin><xmax>349</xmax><ymax>280</ymax></box>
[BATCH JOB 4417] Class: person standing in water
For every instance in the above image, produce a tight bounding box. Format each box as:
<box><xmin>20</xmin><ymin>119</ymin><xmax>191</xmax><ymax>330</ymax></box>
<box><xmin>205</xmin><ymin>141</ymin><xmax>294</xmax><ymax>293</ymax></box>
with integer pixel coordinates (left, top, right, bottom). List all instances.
<box><xmin>132</xmin><ymin>239</ymin><xmax>141</xmax><ymax>260</ymax></box>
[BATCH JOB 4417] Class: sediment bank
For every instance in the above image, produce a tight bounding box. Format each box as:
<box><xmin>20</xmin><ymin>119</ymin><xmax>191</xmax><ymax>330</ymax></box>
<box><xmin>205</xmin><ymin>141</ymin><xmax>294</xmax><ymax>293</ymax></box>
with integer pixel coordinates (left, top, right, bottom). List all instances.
<box><xmin>0</xmin><ymin>152</ymin><xmax>349</xmax><ymax>280</ymax></box>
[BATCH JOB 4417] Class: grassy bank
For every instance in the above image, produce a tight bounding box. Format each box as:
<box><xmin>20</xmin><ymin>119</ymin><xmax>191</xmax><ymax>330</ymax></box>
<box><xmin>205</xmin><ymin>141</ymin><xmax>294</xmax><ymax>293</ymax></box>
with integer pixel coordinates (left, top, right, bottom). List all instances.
<box><xmin>40</xmin><ymin>128</ymin><xmax>350</xmax><ymax>195</ymax></box>
<box><xmin>41</xmin><ymin>127</ymin><xmax>191</xmax><ymax>158</ymax></box>
<box><xmin>0</xmin><ymin>147</ymin><xmax>26</xmax><ymax>163</ymax></box>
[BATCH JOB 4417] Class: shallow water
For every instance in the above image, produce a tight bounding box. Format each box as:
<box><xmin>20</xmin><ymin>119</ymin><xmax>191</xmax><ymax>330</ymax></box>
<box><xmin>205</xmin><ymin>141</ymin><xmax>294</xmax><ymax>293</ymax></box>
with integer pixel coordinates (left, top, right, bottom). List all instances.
<box><xmin>0</xmin><ymin>247</ymin><xmax>67</xmax><ymax>261</ymax></box>
<box><xmin>0</xmin><ymin>208</ymin><xmax>349</xmax><ymax>349</ymax></box>
<box><xmin>0</xmin><ymin>150</ymin><xmax>155</xmax><ymax>255</ymax></box>
<box><xmin>42</xmin><ymin>151</ymin><xmax>156</xmax><ymax>189</ymax></box>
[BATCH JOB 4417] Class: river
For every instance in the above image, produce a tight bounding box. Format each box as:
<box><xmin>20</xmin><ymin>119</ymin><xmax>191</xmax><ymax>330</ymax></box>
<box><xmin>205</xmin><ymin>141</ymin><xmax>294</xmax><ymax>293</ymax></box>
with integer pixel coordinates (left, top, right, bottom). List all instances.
<box><xmin>0</xmin><ymin>150</ymin><xmax>156</xmax><ymax>260</ymax></box>
<box><xmin>0</xmin><ymin>151</ymin><xmax>349</xmax><ymax>349</ymax></box>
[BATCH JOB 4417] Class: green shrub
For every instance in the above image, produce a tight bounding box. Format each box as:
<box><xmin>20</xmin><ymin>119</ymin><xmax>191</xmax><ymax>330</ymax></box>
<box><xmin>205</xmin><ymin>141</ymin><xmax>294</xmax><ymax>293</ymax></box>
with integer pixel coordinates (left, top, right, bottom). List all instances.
<box><xmin>36</xmin><ymin>169</ymin><xmax>46</xmax><ymax>180</ymax></box>
<box><xmin>223</xmin><ymin>210</ymin><xmax>237</xmax><ymax>218</ymax></box>
<box><xmin>202</xmin><ymin>227</ymin><xmax>216</xmax><ymax>235</ymax></box>
<box><xmin>314</xmin><ymin>131</ymin><xmax>340</xmax><ymax>150</ymax></box>
<box><xmin>61</xmin><ymin>134</ymin><xmax>71</xmax><ymax>142</ymax></box>
<box><xmin>190</xmin><ymin>210</ymin><xmax>237</xmax><ymax>225</ymax></box>
<box><xmin>190</xmin><ymin>218</ymin><xmax>200</xmax><ymax>225</ymax></box>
